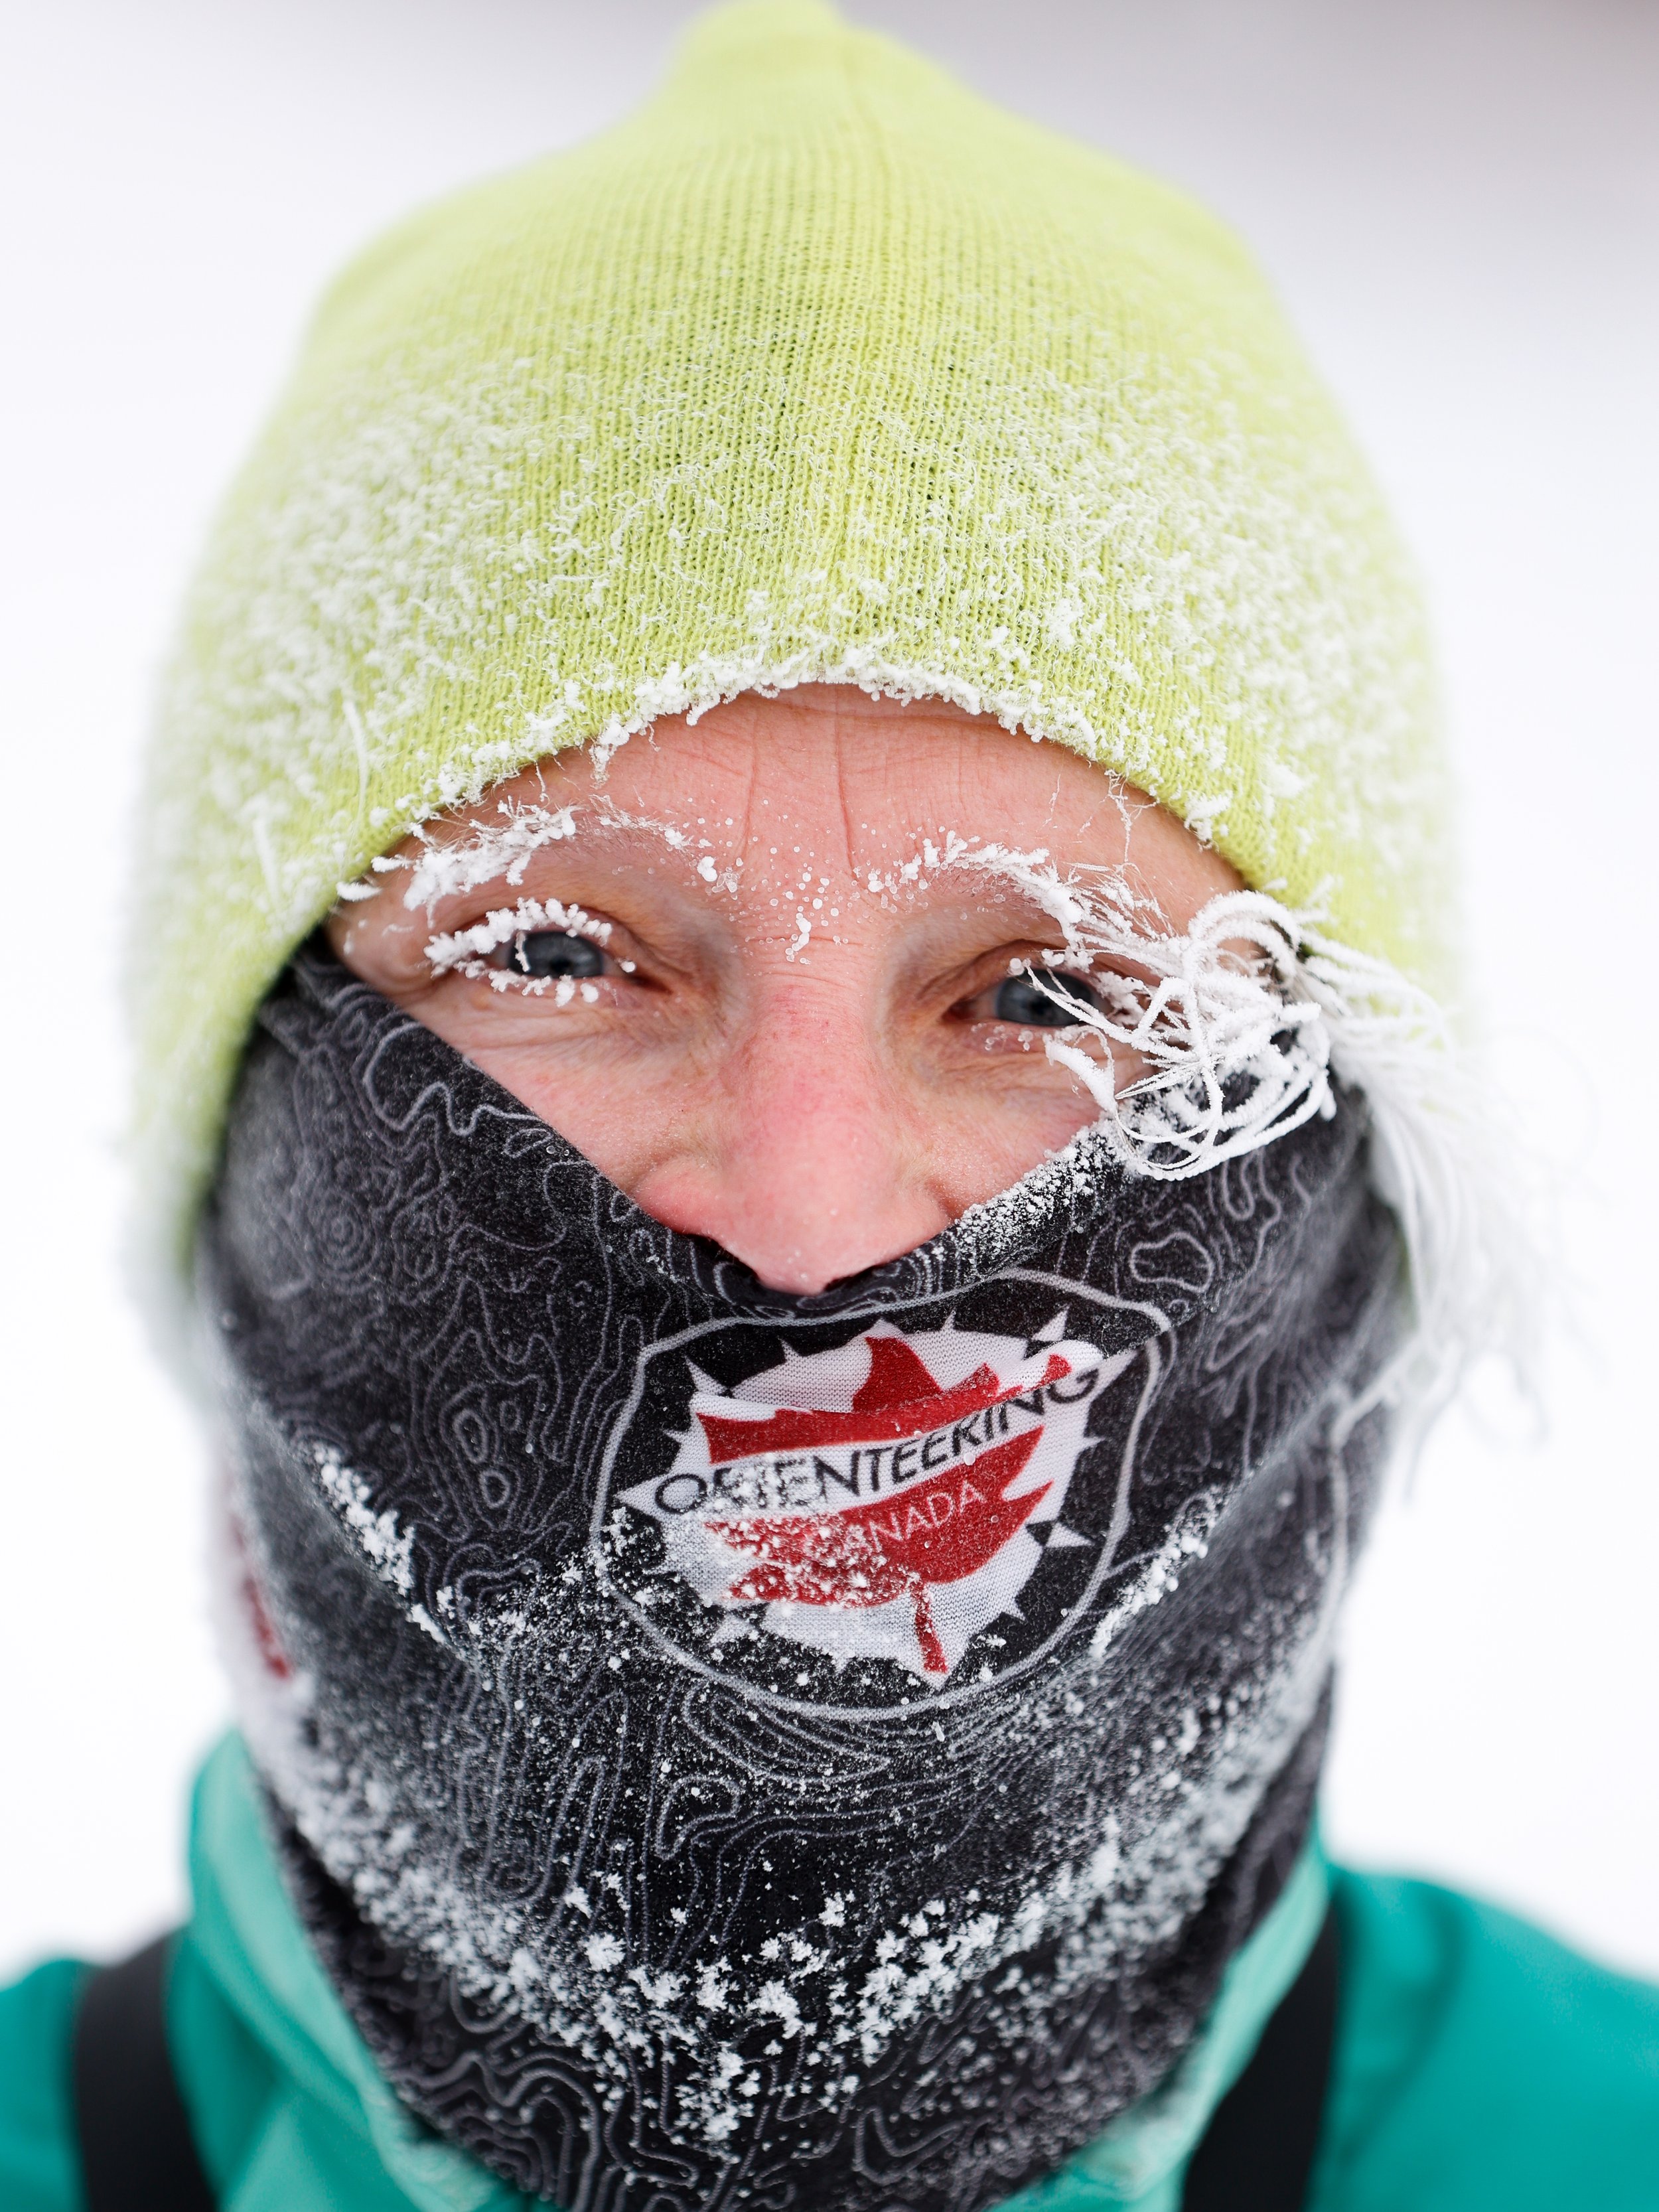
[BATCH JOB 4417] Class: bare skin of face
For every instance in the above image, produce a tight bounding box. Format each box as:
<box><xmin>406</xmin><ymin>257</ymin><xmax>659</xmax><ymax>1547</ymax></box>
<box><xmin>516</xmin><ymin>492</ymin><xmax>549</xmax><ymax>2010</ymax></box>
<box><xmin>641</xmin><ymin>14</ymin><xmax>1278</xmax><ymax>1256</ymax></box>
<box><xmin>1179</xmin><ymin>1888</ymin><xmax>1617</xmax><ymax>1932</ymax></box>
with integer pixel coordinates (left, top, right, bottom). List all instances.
<box><xmin>328</xmin><ymin>687</ymin><xmax>1240</xmax><ymax>1293</ymax></box>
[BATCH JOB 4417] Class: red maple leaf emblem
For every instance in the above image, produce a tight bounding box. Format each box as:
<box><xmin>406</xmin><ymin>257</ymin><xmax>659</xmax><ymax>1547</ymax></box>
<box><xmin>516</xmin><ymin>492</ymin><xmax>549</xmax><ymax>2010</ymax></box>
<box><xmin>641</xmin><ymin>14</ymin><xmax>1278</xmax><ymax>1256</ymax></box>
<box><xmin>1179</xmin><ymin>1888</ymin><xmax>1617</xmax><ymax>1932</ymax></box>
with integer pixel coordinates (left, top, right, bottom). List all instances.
<box><xmin>700</xmin><ymin>1335</ymin><xmax>1056</xmax><ymax>1680</ymax></box>
<box><xmin>697</xmin><ymin>1333</ymin><xmax>1070</xmax><ymax>1463</ymax></box>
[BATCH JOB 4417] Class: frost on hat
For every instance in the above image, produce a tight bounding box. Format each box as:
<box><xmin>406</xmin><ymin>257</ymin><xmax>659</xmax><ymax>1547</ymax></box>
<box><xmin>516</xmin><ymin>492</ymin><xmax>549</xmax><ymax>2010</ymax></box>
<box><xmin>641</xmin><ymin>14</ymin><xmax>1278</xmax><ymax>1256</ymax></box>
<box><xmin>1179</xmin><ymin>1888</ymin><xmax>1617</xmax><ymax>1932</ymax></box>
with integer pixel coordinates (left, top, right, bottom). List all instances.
<box><xmin>132</xmin><ymin>0</ymin><xmax>1449</xmax><ymax>1276</ymax></box>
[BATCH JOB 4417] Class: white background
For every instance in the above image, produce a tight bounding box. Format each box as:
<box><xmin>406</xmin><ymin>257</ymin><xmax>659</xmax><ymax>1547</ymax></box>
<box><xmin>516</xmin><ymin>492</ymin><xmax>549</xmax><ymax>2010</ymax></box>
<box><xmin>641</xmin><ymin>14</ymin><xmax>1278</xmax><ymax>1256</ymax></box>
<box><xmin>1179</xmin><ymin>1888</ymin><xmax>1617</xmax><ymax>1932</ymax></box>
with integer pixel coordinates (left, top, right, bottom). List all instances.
<box><xmin>2</xmin><ymin>0</ymin><xmax>1656</xmax><ymax>1980</ymax></box>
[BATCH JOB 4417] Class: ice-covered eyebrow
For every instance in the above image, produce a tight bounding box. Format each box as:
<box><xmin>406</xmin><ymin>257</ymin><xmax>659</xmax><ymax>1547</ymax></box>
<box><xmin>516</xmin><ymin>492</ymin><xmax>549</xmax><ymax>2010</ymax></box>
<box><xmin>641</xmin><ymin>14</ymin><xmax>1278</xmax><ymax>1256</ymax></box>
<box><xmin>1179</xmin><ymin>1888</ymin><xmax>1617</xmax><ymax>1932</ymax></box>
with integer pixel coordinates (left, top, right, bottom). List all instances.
<box><xmin>851</xmin><ymin>835</ymin><xmax>1172</xmax><ymax>964</ymax></box>
<box><xmin>944</xmin><ymin>842</ymin><xmax>1171</xmax><ymax>952</ymax></box>
<box><xmin>385</xmin><ymin>802</ymin><xmax>581</xmax><ymax>911</ymax></box>
<box><xmin>385</xmin><ymin>797</ymin><xmax>742</xmax><ymax>915</ymax></box>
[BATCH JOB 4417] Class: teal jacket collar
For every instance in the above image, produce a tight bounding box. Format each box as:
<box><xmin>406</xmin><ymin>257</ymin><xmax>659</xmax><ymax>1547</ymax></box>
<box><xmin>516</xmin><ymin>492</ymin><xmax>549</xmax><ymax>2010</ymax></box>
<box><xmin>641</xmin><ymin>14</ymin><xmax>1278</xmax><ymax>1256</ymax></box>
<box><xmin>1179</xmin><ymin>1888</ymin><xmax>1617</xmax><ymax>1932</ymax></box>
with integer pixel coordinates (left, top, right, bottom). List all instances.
<box><xmin>171</xmin><ymin>1736</ymin><xmax>1329</xmax><ymax>2212</ymax></box>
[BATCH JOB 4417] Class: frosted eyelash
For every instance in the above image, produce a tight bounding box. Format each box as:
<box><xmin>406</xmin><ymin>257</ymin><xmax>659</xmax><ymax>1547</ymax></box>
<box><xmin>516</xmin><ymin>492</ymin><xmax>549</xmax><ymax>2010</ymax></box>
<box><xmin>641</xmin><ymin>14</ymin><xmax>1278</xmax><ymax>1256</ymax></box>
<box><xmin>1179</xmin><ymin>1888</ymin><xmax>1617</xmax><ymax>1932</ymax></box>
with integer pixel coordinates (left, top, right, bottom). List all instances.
<box><xmin>425</xmin><ymin>897</ymin><xmax>614</xmax><ymax>995</ymax></box>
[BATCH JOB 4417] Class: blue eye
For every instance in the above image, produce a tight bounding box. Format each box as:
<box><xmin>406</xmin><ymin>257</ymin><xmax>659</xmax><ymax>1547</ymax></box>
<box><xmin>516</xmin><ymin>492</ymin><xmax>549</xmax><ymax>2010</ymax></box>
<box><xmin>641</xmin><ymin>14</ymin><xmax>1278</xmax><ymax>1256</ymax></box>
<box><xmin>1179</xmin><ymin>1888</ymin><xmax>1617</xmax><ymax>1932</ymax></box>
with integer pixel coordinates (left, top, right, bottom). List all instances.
<box><xmin>510</xmin><ymin>931</ymin><xmax>605</xmax><ymax>980</ymax></box>
<box><xmin>992</xmin><ymin>971</ymin><xmax>1100</xmax><ymax>1029</ymax></box>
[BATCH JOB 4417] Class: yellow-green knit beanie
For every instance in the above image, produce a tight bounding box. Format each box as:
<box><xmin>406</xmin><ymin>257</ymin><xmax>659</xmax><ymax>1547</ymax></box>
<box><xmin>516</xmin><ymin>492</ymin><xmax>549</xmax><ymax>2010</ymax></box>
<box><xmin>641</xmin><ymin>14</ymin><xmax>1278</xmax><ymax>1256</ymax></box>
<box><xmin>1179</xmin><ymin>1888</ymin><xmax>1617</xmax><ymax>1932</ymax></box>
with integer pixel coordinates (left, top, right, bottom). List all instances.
<box><xmin>133</xmin><ymin>0</ymin><xmax>1448</xmax><ymax>1277</ymax></box>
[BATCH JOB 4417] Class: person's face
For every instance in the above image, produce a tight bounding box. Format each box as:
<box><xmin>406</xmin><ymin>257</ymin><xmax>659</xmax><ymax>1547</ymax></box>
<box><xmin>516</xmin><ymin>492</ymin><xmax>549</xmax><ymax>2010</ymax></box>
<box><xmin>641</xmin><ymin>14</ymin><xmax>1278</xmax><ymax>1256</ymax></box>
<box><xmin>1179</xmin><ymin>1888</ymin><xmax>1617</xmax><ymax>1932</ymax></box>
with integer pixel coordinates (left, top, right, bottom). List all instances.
<box><xmin>328</xmin><ymin>687</ymin><xmax>1239</xmax><ymax>1292</ymax></box>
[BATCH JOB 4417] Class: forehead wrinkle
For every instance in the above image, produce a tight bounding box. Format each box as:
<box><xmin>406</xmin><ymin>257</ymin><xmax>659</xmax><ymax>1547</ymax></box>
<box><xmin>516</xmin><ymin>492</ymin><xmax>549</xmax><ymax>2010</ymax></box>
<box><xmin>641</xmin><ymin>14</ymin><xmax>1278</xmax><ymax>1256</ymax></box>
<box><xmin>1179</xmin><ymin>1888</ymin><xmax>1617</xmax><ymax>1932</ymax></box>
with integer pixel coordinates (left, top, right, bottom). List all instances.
<box><xmin>829</xmin><ymin>716</ymin><xmax>858</xmax><ymax>881</ymax></box>
<box><xmin>865</xmin><ymin>741</ymin><xmax>1018</xmax><ymax>874</ymax></box>
<box><xmin>942</xmin><ymin>738</ymin><xmax>1147</xmax><ymax>873</ymax></box>
<box><xmin>721</xmin><ymin>708</ymin><xmax>859</xmax><ymax>881</ymax></box>
<box><xmin>452</xmin><ymin>696</ymin><xmax>1161</xmax><ymax>891</ymax></box>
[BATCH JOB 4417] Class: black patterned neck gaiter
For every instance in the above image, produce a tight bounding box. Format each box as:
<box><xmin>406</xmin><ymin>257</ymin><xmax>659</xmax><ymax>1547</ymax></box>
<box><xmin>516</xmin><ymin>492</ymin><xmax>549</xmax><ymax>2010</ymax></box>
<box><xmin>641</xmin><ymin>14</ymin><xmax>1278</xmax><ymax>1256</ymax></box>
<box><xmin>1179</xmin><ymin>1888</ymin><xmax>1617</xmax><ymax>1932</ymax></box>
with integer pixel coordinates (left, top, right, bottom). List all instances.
<box><xmin>200</xmin><ymin>942</ymin><xmax>1405</xmax><ymax>2212</ymax></box>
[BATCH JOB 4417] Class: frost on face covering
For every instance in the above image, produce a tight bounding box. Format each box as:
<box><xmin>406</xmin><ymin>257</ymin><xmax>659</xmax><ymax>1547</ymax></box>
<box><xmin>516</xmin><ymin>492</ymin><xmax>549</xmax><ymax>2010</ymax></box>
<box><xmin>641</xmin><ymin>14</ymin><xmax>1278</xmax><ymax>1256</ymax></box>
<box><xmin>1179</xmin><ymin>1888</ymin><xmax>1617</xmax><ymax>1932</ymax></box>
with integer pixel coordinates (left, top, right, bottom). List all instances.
<box><xmin>200</xmin><ymin>941</ymin><xmax>1406</xmax><ymax>2212</ymax></box>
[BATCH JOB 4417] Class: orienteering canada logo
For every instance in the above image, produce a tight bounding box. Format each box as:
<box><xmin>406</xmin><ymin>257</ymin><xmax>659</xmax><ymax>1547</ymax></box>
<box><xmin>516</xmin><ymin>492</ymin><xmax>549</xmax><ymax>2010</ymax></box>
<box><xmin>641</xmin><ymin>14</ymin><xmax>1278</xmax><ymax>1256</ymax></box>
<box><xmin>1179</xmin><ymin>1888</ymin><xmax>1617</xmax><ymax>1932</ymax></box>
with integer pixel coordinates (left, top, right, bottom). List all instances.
<box><xmin>601</xmin><ymin>1307</ymin><xmax>1149</xmax><ymax>1700</ymax></box>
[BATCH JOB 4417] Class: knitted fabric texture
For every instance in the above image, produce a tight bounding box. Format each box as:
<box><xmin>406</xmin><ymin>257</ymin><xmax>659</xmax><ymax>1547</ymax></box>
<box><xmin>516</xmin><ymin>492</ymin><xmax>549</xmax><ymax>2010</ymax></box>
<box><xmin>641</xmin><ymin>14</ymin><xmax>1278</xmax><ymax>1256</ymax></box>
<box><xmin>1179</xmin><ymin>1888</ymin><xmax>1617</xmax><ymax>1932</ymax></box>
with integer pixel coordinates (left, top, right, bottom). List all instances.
<box><xmin>132</xmin><ymin>0</ymin><xmax>1447</xmax><ymax>1274</ymax></box>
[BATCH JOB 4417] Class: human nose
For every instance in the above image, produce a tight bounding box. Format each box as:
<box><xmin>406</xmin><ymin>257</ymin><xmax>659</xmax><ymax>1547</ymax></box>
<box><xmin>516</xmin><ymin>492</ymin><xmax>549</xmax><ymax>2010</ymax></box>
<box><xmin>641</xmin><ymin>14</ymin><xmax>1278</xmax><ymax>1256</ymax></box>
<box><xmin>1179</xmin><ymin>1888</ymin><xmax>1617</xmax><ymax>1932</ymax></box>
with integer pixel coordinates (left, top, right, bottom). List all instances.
<box><xmin>628</xmin><ymin>982</ymin><xmax>948</xmax><ymax>1294</ymax></box>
